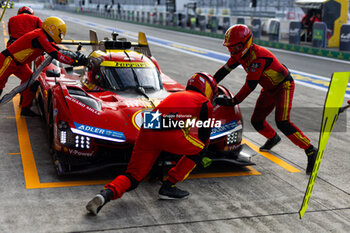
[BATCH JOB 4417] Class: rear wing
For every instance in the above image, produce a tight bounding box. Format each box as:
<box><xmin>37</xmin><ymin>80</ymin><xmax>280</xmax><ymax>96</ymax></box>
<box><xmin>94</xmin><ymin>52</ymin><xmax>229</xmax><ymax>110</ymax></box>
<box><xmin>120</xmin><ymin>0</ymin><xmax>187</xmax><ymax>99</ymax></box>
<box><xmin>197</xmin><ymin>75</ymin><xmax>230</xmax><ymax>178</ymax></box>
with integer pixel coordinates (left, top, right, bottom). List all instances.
<box><xmin>133</xmin><ymin>32</ymin><xmax>152</xmax><ymax>57</ymax></box>
<box><xmin>61</xmin><ymin>30</ymin><xmax>152</xmax><ymax>57</ymax></box>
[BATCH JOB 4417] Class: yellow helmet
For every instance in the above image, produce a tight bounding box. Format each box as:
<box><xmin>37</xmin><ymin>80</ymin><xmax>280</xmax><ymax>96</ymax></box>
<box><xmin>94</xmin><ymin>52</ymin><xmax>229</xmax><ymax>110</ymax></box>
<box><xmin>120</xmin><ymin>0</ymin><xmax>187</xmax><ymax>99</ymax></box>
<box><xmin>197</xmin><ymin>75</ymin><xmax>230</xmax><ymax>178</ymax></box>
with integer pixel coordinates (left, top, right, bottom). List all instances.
<box><xmin>42</xmin><ymin>17</ymin><xmax>66</xmax><ymax>44</ymax></box>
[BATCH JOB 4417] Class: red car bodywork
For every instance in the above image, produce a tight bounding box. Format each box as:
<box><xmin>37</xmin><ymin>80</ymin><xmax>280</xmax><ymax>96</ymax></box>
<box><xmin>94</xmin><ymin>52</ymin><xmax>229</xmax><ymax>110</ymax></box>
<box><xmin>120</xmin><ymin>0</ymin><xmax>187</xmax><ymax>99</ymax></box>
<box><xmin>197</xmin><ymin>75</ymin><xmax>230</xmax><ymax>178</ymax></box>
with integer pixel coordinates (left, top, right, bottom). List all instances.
<box><xmin>34</xmin><ymin>33</ymin><xmax>254</xmax><ymax>175</ymax></box>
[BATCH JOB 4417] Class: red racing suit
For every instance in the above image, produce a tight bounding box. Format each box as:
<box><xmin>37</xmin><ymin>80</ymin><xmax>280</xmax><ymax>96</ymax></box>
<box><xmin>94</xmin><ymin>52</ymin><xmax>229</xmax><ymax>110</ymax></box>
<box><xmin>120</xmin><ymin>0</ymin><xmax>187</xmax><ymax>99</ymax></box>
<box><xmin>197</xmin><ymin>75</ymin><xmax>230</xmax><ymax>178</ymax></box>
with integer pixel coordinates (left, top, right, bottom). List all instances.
<box><xmin>0</xmin><ymin>28</ymin><xmax>75</xmax><ymax>107</ymax></box>
<box><xmin>105</xmin><ymin>90</ymin><xmax>213</xmax><ymax>199</ymax></box>
<box><xmin>7</xmin><ymin>13</ymin><xmax>43</xmax><ymax>47</ymax></box>
<box><xmin>214</xmin><ymin>44</ymin><xmax>311</xmax><ymax>150</ymax></box>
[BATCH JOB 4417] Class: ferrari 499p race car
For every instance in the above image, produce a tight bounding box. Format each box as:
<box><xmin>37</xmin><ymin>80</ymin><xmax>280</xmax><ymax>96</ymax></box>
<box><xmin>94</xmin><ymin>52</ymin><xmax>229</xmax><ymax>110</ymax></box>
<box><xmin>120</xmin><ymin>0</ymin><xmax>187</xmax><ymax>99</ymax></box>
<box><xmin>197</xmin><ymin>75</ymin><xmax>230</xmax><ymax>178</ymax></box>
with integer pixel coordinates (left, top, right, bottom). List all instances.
<box><xmin>33</xmin><ymin>31</ymin><xmax>256</xmax><ymax>175</ymax></box>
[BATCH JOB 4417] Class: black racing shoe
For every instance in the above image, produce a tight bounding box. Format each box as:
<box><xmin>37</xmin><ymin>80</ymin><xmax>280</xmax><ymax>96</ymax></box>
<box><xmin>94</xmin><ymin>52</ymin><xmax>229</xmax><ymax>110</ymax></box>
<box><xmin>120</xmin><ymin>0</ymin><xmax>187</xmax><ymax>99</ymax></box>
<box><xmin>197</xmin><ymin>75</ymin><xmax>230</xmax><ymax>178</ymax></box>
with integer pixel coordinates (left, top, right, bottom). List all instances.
<box><xmin>259</xmin><ymin>134</ymin><xmax>281</xmax><ymax>152</ymax></box>
<box><xmin>20</xmin><ymin>107</ymin><xmax>39</xmax><ymax>117</ymax></box>
<box><xmin>86</xmin><ymin>188</ymin><xmax>113</xmax><ymax>215</ymax></box>
<box><xmin>305</xmin><ymin>145</ymin><xmax>318</xmax><ymax>175</ymax></box>
<box><xmin>158</xmin><ymin>181</ymin><xmax>190</xmax><ymax>200</ymax></box>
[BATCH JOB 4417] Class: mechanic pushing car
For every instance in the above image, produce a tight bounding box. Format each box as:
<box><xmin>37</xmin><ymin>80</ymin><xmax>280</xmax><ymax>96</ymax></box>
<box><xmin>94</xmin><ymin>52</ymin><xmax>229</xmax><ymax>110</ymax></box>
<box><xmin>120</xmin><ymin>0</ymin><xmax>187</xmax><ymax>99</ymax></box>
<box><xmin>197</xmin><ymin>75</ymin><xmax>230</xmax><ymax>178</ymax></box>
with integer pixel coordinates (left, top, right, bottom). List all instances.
<box><xmin>214</xmin><ymin>24</ymin><xmax>317</xmax><ymax>174</ymax></box>
<box><xmin>86</xmin><ymin>72</ymin><xmax>218</xmax><ymax>215</ymax></box>
<box><xmin>7</xmin><ymin>6</ymin><xmax>42</xmax><ymax>47</ymax></box>
<box><xmin>0</xmin><ymin>16</ymin><xmax>87</xmax><ymax>116</ymax></box>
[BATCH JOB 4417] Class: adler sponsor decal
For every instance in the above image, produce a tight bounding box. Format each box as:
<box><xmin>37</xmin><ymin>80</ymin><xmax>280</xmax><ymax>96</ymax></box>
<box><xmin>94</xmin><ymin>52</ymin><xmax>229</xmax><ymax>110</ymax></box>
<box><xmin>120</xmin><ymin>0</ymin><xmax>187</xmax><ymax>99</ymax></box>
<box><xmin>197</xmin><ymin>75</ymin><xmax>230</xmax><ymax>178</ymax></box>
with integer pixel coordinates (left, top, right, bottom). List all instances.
<box><xmin>73</xmin><ymin>122</ymin><xmax>126</xmax><ymax>140</ymax></box>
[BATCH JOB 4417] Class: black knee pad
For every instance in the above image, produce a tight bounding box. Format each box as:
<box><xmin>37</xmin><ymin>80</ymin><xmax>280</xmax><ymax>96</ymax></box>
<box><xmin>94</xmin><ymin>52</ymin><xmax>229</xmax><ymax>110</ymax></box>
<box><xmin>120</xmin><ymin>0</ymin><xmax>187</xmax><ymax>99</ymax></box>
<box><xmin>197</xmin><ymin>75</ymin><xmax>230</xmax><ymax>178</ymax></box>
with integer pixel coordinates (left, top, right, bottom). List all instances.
<box><xmin>276</xmin><ymin>120</ymin><xmax>297</xmax><ymax>136</ymax></box>
<box><xmin>251</xmin><ymin>120</ymin><xmax>264</xmax><ymax>132</ymax></box>
<box><xmin>125</xmin><ymin>173</ymin><xmax>140</xmax><ymax>192</ymax></box>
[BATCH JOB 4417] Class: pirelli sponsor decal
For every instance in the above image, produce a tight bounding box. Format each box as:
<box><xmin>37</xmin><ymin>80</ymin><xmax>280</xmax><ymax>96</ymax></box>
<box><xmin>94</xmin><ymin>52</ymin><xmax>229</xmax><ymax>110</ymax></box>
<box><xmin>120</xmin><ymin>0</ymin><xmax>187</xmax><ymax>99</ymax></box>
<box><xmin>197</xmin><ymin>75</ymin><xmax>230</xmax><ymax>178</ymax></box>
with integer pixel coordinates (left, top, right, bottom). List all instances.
<box><xmin>101</xmin><ymin>61</ymin><xmax>154</xmax><ymax>68</ymax></box>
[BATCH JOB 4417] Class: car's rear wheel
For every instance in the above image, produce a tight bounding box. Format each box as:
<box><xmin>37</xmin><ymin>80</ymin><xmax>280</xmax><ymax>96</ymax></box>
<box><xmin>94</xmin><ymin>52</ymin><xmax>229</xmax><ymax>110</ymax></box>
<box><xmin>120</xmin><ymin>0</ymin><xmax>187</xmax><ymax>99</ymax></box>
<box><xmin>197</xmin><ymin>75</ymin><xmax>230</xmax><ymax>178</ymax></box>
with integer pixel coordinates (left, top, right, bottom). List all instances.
<box><xmin>35</xmin><ymin>92</ymin><xmax>45</xmax><ymax>121</ymax></box>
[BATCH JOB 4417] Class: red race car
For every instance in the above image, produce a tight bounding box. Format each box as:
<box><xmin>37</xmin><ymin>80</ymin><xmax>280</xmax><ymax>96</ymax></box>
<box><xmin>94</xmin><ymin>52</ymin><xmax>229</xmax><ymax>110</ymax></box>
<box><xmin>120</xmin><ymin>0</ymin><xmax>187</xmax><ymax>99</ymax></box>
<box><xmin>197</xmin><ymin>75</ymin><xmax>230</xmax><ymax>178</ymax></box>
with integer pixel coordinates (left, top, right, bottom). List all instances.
<box><xmin>34</xmin><ymin>31</ymin><xmax>256</xmax><ymax>175</ymax></box>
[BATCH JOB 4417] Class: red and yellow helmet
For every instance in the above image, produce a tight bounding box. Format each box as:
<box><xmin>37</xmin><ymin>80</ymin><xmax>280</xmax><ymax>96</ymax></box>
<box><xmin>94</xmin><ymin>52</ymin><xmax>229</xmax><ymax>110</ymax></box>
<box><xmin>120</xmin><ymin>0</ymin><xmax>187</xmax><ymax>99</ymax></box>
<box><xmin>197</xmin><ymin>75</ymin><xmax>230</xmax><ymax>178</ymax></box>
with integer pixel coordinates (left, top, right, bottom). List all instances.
<box><xmin>18</xmin><ymin>6</ymin><xmax>34</xmax><ymax>15</ymax></box>
<box><xmin>42</xmin><ymin>17</ymin><xmax>67</xmax><ymax>44</ymax></box>
<box><xmin>223</xmin><ymin>24</ymin><xmax>253</xmax><ymax>59</ymax></box>
<box><xmin>186</xmin><ymin>72</ymin><xmax>218</xmax><ymax>103</ymax></box>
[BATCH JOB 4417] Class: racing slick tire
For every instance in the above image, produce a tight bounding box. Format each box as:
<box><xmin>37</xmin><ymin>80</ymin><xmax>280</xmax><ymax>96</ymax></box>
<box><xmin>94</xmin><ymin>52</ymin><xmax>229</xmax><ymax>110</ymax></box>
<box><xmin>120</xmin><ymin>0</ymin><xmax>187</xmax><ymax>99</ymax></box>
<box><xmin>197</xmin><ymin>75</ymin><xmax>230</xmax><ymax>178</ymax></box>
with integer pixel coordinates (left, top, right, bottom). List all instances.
<box><xmin>35</xmin><ymin>91</ymin><xmax>45</xmax><ymax>121</ymax></box>
<box><xmin>52</xmin><ymin>150</ymin><xmax>70</xmax><ymax>176</ymax></box>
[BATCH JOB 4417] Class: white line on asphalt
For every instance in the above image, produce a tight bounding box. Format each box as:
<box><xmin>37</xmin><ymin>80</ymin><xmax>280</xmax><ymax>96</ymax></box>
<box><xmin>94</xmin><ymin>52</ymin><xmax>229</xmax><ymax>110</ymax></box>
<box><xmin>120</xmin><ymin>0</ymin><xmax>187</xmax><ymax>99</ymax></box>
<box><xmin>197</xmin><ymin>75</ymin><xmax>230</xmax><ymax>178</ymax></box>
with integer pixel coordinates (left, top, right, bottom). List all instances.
<box><xmin>268</xmin><ymin>47</ymin><xmax>350</xmax><ymax>65</ymax></box>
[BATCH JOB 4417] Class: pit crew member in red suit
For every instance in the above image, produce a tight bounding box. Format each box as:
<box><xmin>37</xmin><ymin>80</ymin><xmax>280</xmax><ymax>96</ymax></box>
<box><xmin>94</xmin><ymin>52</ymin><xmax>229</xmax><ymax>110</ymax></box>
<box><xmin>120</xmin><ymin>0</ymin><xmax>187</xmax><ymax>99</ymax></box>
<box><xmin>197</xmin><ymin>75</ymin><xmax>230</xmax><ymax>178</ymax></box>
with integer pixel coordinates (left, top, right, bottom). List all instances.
<box><xmin>86</xmin><ymin>72</ymin><xmax>218</xmax><ymax>215</ymax></box>
<box><xmin>0</xmin><ymin>17</ymin><xmax>87</xmax><ymax>116</ymax></box>
<box><xmin>214</xmin><ymin>24</ymin><xmax>317</xmax><ymax>174</ymax></box>
<box><xmin>7</xmin><ymin>6</ymin><xmax>43</xmax><ymax>47</ymax></box>
<box><xmin>310</xmin><ymin>11</ymin><xmax>322</xmax><ymax>25</ymax></box>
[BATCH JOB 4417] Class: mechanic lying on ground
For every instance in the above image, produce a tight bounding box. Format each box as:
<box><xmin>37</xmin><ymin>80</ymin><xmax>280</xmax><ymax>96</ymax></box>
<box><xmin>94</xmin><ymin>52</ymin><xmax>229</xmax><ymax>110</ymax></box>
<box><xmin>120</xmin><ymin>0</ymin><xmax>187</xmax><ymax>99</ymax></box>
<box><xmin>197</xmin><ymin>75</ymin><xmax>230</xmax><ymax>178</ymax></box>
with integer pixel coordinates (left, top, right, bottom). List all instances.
<box><xmin>0</xmin><ymin>16</ymin><xmax>87</xmax><ymax>116</ymax></box>
<box><xmin>7</xmin><ymin>6</ymin><xmax>42</xmax><ymax>47</ymax></box>
<box><xmin>86</xmin><ymin>72</ymin><xmax>218</xmax><ymax>215</ymax></box>
<box><xmin>214</xmin><ymin>24</ymin><xmax>317</xmax><ymax>174</ymax></box>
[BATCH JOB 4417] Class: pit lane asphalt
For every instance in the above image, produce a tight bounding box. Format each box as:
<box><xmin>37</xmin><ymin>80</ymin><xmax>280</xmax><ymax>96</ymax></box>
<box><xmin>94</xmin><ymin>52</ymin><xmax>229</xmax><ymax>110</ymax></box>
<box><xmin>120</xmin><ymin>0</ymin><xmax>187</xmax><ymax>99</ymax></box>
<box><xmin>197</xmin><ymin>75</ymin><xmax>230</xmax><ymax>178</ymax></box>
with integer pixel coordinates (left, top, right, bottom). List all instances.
<box><xmin>0</xmin><ymin>8</ymin><xmax>350</xmax><ymax>233</ymax></box>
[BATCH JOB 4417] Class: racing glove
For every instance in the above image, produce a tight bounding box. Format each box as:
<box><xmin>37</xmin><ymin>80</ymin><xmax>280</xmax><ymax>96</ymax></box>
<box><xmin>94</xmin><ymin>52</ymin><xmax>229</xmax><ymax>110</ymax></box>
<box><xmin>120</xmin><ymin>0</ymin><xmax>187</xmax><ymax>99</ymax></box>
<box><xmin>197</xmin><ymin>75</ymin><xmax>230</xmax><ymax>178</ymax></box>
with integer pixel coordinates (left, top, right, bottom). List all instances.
<box><xmin>72</xmin><ymin>53</ymin><xmax>88</xmax><ymax>67</ymax></box>
<box><xmin>215</xmin><ymin>96</ymin><xmax>237</xmax><ymax>107</ymax></box>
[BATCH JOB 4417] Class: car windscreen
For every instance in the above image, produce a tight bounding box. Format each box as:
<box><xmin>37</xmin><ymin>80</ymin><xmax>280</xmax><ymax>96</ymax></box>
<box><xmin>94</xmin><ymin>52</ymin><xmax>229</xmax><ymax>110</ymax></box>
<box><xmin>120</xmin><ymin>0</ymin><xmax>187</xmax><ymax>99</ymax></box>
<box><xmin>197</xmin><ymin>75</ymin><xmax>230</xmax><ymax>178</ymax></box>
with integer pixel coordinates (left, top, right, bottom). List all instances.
<box><xmin>99</xmin><ymin>66</ymin><xmax>162</xmax><ymax>91</ymax></box>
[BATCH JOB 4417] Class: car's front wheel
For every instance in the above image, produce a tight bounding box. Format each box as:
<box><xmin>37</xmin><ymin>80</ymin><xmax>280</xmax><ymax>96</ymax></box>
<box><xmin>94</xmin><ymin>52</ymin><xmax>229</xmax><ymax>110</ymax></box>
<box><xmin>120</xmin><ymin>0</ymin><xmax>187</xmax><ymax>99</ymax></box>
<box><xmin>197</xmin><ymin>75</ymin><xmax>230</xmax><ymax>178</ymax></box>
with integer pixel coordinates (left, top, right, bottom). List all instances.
<box><xmin>52</xmin><ymin>150</ymin><xmax>70</xmax><ymax>176</ymax></box>
<box><xmin>47</xmin><ymin>100</ymin><xmax>71</xmax><ymax>176</ymax></box>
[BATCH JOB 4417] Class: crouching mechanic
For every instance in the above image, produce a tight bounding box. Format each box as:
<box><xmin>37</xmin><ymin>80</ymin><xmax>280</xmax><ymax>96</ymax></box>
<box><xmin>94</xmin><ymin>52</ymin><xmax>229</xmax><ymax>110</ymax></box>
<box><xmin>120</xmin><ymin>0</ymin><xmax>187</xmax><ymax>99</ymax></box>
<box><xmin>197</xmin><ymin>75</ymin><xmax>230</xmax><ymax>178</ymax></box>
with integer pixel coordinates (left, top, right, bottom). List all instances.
<box><xmin>86</xmin><ymin>72</ymin><xmax>218</xmax><ymax>215</ymax></box>
<box><xmin>0</xmin><ymin>16</ymin><xmax>87</xmax><ymax>116</ymax></box>
<box><xmin>214</xmin><ymin>24</ymin><xmax>317</xmax><ymax>174</ymax></box>
<box><xmin>7</xmin><ymin>6</ymin><xmax>43</xmax><ymax>47</ymax></box>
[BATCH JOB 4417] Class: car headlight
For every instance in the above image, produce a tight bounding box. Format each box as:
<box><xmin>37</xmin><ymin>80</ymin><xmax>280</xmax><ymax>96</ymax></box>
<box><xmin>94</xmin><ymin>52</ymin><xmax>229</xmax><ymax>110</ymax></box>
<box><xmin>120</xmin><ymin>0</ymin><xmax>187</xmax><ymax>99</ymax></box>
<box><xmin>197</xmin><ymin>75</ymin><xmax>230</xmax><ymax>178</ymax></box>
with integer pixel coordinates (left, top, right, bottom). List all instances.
<box><xmin>226</xmin><ymin>129</ymin><xmax>242</xmax><ymax>145</ymax></box>
<box><xmin>74</xmin><ymin>135</ymin><xmax>90</xmax><ymax>149</ymax></box>
<box><xmin>58</xmin><ymin>121</ymin><xmax>69</xmax><ymax>144</ymax></box>
<box><xmin>58</xmin><ymin>121</ymin><xmax>91</xmax><ymax>149</ymax></box>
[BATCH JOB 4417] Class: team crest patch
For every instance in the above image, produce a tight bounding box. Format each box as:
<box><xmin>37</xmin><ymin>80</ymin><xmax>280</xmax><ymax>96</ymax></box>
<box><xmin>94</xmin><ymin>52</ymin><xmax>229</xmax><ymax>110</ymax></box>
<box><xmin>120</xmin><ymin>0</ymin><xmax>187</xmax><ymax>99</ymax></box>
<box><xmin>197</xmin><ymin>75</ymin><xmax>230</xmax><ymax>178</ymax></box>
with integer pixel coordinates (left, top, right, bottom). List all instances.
<box><xmin>251</xmin><ymin>62</ymin><xmax>261</xmax><ymax>69</ymax></box>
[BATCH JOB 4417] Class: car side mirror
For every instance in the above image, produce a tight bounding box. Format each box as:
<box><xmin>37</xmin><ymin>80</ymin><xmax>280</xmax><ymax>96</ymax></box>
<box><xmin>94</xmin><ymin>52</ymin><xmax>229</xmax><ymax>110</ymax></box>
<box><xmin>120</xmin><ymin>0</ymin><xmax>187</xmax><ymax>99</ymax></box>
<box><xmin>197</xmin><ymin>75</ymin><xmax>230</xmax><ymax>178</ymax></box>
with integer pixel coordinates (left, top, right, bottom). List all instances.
<box><xmin>46</xmin><ymin>69</ymin><xmax>60</xmax><ymax>77</ymax></box>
